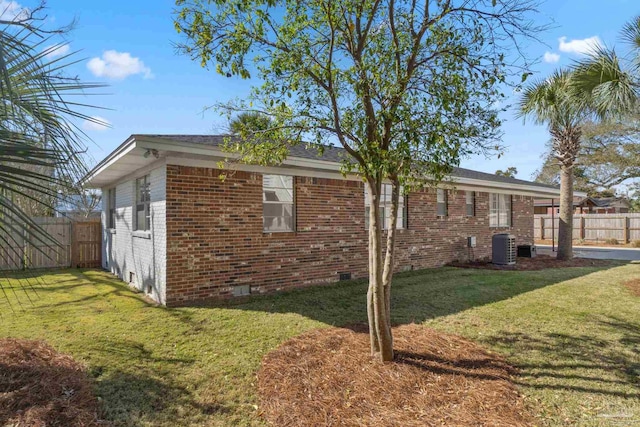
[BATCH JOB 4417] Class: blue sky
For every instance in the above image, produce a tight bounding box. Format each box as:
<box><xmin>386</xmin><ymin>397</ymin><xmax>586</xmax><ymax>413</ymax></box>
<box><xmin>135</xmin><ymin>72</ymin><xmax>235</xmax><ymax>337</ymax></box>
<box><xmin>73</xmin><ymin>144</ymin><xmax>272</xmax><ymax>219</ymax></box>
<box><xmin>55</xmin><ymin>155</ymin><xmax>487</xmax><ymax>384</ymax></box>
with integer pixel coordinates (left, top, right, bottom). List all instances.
<box><xmin>4</xmin><ymin>0</ymin><xmax>639</xmax><ymax>182</ymax></box>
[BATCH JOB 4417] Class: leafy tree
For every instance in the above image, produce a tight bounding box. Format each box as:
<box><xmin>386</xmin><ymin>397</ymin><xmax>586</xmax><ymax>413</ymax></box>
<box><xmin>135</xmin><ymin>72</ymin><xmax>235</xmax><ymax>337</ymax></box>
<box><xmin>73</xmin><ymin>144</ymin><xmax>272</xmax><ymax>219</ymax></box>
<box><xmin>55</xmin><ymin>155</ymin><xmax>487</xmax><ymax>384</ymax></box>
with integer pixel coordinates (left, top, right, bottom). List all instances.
<box><xmin>175</xmin><ymin>0</ymin><xmax>542</xmax><ymax>361</ymax></box>
<box><xmin>578</xmin><ymin>119</ymin><xmax>640</xmax><ymax>187</ymax></box>
<box><xmin>495</xmin><ymin>167</ymin><xmax>518</xmax><ymax>178</ymax></box>
<box><xmin>229</xmin><ymin>112</ymin><xmax>272</xmax><ymax>134</ymax></box>
<box><xmin>1</xmin><ymin>5</ymin><xmax>103</xmax><ymax>271</ymax></box>
<box><xmin>532</xmin><ymin>149</ymin><xmax>612</xmax><ymax>196</ymax></box>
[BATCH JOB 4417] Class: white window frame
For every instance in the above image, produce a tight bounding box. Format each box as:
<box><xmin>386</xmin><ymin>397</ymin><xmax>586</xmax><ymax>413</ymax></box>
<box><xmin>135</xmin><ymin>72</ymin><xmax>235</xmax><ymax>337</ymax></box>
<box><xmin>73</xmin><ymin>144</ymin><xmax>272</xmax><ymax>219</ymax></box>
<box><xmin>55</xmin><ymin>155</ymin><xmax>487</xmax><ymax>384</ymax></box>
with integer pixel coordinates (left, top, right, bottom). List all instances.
<box><xmin>436</xmin><ymin>188</ymin><xmax>448</xmax><ymax>217</ymax></box>
<box><xmin>490</xmin><ymin>193</ymin><xmax>511</xmax><ymax>227</ymax></box>
<box><xmin>135</xmin><ymin>175</ymin><xmax>151</xmax><ymax>231</ymax></box>
<box><xmin>364</xmin><ymin>184</ymin><xmax>407</xmax><ymax>230</ymax></box>
<box><xmin>107</xmin><ymin>188</ymin><xmax>116</xmax><ymax>229</ymax></box>
<box><xmin>465</xmin><ymin>191</ymin><xmax>475</xmax><ymax>217</ymax></box>
<box><xmin>263</xmin><ymin>174</ymin><xmax>295</xmax><ymax>232</ymax></box>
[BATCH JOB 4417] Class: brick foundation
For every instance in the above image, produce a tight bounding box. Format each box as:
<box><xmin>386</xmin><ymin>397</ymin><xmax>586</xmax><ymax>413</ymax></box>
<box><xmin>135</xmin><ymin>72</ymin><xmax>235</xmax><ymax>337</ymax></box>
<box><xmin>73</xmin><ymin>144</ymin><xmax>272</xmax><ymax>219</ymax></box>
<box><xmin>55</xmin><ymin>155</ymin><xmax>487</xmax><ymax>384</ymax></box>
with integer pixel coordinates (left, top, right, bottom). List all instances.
<box><xmin>165</xmin><ymin>165</ymin><xmax>533</xmax><ymax>306</ymax></box>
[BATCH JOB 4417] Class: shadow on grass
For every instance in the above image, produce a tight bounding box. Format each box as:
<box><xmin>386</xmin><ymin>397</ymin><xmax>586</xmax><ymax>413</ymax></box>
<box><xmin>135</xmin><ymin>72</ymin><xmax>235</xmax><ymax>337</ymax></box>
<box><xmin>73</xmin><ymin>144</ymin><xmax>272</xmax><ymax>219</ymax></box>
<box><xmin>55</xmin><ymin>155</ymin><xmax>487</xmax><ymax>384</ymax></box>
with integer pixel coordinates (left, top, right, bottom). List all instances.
<box><xmin>29</xmin><ymin>269</ymin><xmax>156</xmax><ymax>309</ymax></box>
<box><xmin>96</xmin><ymin>370</ymin><xmax>228</xmax><ymax>427</ymax></box>
<box><xmin>479</xmin><ymin>314</ymin><xmax>640</xmax><ymax>399</ymax></box>
<box><xmin>200</xmin><ymin>265</ymin><xmax>624</xmax><ymax>328</ymax></box>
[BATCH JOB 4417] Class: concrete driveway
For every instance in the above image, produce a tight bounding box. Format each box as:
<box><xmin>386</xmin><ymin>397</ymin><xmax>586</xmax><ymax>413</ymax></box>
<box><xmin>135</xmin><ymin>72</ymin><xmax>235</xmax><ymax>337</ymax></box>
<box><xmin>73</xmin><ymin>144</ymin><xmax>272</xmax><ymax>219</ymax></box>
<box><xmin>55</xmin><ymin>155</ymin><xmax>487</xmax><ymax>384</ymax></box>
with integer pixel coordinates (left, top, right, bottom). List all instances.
<box><xmin>537</xmin><ymin>245</ymin><xmax>640</xmax><ymax>261</ymax></box>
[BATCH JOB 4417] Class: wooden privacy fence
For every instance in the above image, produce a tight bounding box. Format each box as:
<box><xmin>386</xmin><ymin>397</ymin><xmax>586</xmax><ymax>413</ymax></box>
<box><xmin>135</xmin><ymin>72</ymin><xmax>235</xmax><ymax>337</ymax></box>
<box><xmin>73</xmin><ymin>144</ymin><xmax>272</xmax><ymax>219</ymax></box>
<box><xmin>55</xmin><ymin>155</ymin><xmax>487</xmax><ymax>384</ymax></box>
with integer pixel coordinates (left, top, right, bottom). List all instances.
<box><xmin>0</xmin><ymin>217</ymin><xmax>101</xmax><ymax>270</ymax></box>
<box><xmin>534</xmin><ymin>213</ymin><xmax>640</xmax><ymax>243</ymax></box>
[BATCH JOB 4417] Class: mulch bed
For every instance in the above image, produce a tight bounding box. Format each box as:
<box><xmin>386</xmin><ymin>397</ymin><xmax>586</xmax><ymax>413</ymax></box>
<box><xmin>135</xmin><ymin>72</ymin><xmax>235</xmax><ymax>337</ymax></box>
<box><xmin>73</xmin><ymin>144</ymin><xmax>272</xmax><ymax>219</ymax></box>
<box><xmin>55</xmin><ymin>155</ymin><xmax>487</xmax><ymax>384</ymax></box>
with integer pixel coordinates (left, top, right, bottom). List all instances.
<box><xmin>258</xmin><ymin>324</ymin><xmax>532</xmax><ymax>427</ymax></box>
<box><xmin>0</xmin><ymin>338</ymin><xmax>103</xmax><ymax>427</ymax></box>
<box><xmin>449</xmin><ymin>254</ymin><xmax>615</xmax><ymax>271</ymax></box>
<box><xmin>623</xmin><ymin>279</ymin><xmax>640</xmax><ymax>296</ymax></box>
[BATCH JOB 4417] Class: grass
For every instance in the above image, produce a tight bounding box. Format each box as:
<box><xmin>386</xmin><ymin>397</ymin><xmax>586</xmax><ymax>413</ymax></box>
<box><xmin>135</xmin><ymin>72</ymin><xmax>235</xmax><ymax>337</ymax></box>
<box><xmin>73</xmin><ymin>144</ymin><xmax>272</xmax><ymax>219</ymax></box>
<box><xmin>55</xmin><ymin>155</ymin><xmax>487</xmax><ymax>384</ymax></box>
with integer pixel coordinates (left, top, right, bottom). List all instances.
<box><xmin>0</xmin><ymin>262</ymin><xmax>638</xmax><ymax>426</ymax></box>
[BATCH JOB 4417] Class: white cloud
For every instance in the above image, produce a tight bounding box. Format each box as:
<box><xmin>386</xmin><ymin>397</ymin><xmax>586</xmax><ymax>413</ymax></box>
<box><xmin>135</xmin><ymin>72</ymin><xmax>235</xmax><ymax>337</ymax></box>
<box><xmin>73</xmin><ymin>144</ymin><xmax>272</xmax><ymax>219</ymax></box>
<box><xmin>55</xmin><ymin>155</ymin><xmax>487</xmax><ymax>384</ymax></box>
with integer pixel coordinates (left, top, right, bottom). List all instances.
<box><xmin>558</xmin><ymin>36</ymin><xmax>602</xmax><ymax>56</ymax></box>
<box><xmin>543</xmin><ymin>51</ymin><xmax>560</xmax><ymax>63</ymax></box>
<box><xmin>0</xmin><ymin>0</ymin><xmax>28</xmax><ymax>21</ymax></box>
<box><xmin>83</xmin><ymin>116</ymin><xmax>111</xmax><ymax>131</ymax></box>
<box><xmin>43</xmin><ymin>44</ymin><xmax>70</xmax><ymax>59</ymax></box>
<box><xmin>87</xmin><ymin>50</ymin><xmax>153</xmax><ymax>80</ymax></box>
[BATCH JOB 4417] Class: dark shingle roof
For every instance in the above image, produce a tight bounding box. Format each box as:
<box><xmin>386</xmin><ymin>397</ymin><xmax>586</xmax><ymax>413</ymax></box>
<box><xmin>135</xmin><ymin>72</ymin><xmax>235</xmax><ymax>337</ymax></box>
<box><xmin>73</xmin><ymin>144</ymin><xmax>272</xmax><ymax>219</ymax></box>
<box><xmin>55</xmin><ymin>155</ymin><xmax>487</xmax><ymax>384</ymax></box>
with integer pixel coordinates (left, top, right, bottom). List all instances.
<box><xmin>589</xmin><ymin>197</ymin><xmax>630</xmax><ymax>207</ymax></box>
<box><xmin>136</xmin><ymin>134</ymin><xmax>557</xmax><ymax>190</ymax></box>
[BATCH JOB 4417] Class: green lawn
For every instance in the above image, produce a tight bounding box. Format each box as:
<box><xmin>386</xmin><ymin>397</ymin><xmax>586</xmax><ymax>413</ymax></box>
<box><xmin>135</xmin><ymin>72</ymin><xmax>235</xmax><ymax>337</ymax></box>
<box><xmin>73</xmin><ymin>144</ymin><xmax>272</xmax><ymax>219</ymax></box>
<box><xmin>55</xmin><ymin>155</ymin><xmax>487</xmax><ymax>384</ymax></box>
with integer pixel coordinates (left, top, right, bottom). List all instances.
<box><xmin>0</xmin><ymin>262</ymin><xmax>639</xmax><ymax>426</ymax></box>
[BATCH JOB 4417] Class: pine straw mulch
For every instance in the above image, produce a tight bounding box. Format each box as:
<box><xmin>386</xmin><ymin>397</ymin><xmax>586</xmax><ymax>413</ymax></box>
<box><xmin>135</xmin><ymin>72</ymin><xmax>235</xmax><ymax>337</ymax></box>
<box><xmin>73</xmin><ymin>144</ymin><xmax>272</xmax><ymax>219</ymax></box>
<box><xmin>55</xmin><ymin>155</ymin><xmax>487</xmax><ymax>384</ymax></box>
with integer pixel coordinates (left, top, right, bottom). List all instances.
<box><xmin>0</xmin><ymin>338</ymin><xmax>104</xmax><ymax>427</ymax></box>
<box><xmin>623</xmin><ymin>278</ymin><xmax>640</xmax><ymax>296</ymax></box>
<box><xmin>258</xmin><ymin>323</ymin><xmax>533</xmax><ymax>427</ymax></box>
<box><xmin>449</xmin><ymin>254</ymin><xmax>616</xmax><ymax>271</ymax></box>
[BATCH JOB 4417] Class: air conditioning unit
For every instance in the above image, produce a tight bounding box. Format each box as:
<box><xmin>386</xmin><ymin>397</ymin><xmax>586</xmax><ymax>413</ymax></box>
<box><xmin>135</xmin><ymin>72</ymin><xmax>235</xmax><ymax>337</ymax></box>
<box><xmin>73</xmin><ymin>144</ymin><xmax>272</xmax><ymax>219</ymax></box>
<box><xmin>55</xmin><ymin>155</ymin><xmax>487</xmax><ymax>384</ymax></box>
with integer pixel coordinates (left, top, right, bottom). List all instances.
<box><xmin>492</xmin><ymin>233</ymin><xmax>516</xmax><ymax>265</ymax></box>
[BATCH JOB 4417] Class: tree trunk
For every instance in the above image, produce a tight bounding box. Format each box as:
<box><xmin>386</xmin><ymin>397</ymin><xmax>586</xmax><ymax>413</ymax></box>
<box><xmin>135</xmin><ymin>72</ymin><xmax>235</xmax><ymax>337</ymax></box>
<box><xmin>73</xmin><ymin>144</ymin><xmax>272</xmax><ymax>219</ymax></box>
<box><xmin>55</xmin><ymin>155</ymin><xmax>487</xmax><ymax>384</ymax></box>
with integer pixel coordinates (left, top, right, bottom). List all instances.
<box><xmin>557</xmin><ymin>164</ymin><xmax>574</xmax><ymax>260</ymax></box>
<box><xmin>366</xmin><ymin>179</ymin><xmax>393</xmax><ymax>362</ymax></box>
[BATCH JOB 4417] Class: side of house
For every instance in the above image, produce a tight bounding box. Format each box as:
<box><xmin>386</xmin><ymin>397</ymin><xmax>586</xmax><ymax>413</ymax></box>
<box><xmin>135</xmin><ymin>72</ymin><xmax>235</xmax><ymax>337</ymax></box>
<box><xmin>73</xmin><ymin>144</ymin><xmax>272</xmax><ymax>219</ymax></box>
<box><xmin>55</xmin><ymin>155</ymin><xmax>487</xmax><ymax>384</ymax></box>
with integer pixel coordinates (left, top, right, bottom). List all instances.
<box><xmin>164</xmin><ymin>164</ymin><xmax>533</xmax><ymax>305</ymax></box>
<box><xmin>87</xmin><ymin>135</ymin><xmax>569</xmax><ymax>307</ymax></box>
<box><xmin>101</xmin><ymin>163</ymin><xmax>167</xmax><ymax>304</ymax></box>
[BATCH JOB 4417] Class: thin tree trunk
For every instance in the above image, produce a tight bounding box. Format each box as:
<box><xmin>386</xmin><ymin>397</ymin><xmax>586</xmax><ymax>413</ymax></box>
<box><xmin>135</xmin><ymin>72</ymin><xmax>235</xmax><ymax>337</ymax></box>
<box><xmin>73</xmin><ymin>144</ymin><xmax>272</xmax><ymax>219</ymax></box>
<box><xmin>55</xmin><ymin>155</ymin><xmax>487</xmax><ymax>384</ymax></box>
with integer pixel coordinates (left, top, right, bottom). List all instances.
<box><xmin>381</xmin><ymin>178</ymin><xmax>399</xmax><ymax>354</ymax></box>
<box><xmin>557</xmin><ymin>164</ymin><xmax>574</xmax><ymax>260</ymax></box>
<box><xmin>366</xmin><ymin>179</ymin><xmax>393</xmax><ymax>362</ymax></box>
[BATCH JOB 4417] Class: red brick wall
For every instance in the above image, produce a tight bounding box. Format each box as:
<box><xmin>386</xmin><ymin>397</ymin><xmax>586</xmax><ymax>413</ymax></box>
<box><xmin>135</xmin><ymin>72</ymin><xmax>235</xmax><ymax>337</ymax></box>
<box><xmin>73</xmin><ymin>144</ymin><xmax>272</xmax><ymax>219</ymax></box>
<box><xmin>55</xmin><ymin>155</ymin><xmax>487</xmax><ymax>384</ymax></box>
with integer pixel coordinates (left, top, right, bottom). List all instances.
<box><xmin>165</xmin><ymin>165</ymin><xmax>533</xmax><ymax>305</ymax></box>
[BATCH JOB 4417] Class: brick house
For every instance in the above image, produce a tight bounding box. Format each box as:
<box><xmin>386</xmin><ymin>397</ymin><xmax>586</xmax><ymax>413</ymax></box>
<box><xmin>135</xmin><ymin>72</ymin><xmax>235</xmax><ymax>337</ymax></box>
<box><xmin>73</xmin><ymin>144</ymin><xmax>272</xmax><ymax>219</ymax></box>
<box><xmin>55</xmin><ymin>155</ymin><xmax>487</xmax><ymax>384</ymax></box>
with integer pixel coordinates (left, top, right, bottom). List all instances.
<box><xmin>84</xmin><ymin>135</ymin><xmax>563</xmax><ymax>306</ymax></box>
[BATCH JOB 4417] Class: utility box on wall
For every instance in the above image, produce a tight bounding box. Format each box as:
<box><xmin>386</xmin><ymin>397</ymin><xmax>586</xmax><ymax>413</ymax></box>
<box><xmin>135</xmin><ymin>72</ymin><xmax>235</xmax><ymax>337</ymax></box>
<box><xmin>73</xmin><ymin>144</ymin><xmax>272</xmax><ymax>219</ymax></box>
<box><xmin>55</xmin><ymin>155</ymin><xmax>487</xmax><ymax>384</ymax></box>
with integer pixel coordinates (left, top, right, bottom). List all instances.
<box><xmin>467</xmin><ymin>236</ymin><xmax>477</xmax><ymax>248</ymax></box>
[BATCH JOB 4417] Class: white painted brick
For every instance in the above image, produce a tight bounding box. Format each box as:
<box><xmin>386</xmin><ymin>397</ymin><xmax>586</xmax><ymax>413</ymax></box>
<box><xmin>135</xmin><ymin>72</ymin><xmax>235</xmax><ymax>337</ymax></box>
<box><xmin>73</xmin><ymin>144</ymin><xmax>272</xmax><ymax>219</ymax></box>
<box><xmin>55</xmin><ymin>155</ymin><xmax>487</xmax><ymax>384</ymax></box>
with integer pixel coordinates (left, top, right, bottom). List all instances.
<box><xmin>101</xmin><ymin>165</ymin><xmax>167</xmax><ymax>304</ymax></box>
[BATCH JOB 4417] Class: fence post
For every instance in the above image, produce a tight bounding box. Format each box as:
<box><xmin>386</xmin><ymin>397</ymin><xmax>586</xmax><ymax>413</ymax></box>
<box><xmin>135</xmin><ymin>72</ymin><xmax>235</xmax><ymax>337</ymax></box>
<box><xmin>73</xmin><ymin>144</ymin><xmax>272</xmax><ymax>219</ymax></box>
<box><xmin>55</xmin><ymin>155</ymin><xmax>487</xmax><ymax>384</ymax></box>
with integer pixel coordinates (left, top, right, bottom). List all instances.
<box><xmin>70</xmin><ymin>221</ymin><xmax>77</xmax><ymax>268</ymax></box>
<box><xmin>580</xmin><ymin>216</ymin><xmax>585</xmax><ymax>240</ymax></box>
<box><xmin>624</xmin><ymin>216</ymin><xmax>630</xmax><ymax>244</ymax></box>
<box><xmin>540</xmin><ymin>216</ymin><xmax>545</xmax><ymax>240</ymax></box>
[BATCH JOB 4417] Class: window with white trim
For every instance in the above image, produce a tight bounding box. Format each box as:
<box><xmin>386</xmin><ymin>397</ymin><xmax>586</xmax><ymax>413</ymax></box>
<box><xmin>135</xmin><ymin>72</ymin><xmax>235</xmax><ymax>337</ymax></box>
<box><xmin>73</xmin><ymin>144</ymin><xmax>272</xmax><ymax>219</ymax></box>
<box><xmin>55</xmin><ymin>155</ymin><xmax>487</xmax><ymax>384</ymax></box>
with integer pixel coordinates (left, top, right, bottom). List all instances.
<box><xmin>436</xmin><ymin>189</ymin><xmax>448</xmax><ymax>216</ymax></box>
<box><xmin>263</xmin><ymin>175</ymin><xmax>295</xmax><ymax>232</ymax></box>
<box><xmin>107</xmin><ymin>188</ymin><xmax>116</xmax><ymax>229</ymax></box>
<box><xmin>490</xmin><ymin>193</ymin><xmax>511</xmax><ymax>227</ymax></box>
<box><xmin>364</xmin><ymin>184</ymin><xmax>407</xmax><ymax>230</ymax></box>
<box><xmin>465</xmin><ymin>191</ymin><xmax>475</xmax><ymax>217</ymax></box>
<box><xmin>135</xmin><ymin>175</ymin><xmax>150</xmax><ymax>231</ymax></box>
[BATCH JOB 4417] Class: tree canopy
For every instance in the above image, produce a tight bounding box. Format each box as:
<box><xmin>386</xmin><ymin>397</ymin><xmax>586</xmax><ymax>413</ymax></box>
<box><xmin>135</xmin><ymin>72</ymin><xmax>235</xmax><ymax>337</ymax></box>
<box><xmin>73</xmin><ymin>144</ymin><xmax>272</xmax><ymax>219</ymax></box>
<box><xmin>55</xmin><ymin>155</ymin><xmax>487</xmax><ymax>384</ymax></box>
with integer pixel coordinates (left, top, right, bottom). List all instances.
<box><xmin>174</xmin><ymin>0</ymin><xmax>543</xmax><ymax>361</ymax></box>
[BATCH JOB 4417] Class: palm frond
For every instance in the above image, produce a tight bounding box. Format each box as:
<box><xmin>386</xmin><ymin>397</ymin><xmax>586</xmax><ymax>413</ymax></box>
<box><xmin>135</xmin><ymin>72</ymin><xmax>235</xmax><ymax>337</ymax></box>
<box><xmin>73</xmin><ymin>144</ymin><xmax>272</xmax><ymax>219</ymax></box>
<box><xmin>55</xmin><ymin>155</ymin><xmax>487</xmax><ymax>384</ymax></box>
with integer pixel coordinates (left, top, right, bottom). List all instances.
<box><xmin>571</xmin><ymin>46</ymin><xmax>638</xmax><ymax>120</ymax></box>
<box><xmin>0</xmin><ymin>9</ymin><xmax>105</xmax><ymax>282</ymax></box>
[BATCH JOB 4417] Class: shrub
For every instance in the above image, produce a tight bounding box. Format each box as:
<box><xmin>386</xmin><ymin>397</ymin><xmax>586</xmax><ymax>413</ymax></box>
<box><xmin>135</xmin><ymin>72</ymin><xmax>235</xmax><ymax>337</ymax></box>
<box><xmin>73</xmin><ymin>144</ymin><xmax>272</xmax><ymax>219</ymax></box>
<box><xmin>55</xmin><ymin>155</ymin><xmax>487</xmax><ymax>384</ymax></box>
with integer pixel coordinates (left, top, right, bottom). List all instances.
<box><xmin>605</xmin><ymin>238</ymin><xmax>619</xmax><ymax>245</ymax></box>
<box><xmin>631</xmin><ymin>240</ymin><xmax>640</xmax><ymax>248</ymax></box>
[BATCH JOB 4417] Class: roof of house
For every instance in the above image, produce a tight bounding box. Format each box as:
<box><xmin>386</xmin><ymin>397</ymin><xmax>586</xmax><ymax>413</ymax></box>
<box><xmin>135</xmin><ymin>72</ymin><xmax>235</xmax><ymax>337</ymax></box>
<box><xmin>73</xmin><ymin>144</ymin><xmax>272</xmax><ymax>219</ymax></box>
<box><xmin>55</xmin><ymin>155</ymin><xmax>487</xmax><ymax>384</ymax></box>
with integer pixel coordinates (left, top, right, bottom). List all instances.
<box><xmin>84</xmin><ymin>134</ymin><xmax>583</xmax><ymax>198</ymax></box>
<box><xmin>583</xmin><ymin>197</ymin><xmax>631</xmax><ymax>208</ymax></box>
<box><xmin>135</xmin><ymin>134</ymin><xmax>559</xmax><ymax>191</ymax></box>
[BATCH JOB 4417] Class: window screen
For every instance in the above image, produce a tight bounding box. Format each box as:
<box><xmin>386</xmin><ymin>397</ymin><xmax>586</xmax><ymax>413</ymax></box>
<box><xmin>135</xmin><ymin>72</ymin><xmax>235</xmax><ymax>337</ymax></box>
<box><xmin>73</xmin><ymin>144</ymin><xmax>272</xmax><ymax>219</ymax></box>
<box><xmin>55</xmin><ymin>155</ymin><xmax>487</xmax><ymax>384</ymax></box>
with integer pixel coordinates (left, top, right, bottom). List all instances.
<box><xmin>489</xmin><ymin>193</ymin><xmax>511</xmax><ymax>227</ymax></box>
<box><xmin>364</xmin><ymin>184</ymin><xmax>407</xmax><ymax>230</ymax></box>
<box><xmin>135</xmin><ymin>175</ymin><xmax>150</xmax><ymax>231</ymax></box>
<box><xmin>263</xmin><ymin>175</ymin><xmax>295</xmax><ymax>232</ymax></box>
<box><xmin>465</xmin><ymin>191</ymin><xmax>475</xmax><ymax>217</ymax></box>
<box><xmin>437</xmin><ymin>189</ymin><xmax>448</xmax><ymax>216</ymax></box>
<box><xmin>108</xmin><ymin>188</ymin><xmax>116</xmax><ymax>229</ymax></box>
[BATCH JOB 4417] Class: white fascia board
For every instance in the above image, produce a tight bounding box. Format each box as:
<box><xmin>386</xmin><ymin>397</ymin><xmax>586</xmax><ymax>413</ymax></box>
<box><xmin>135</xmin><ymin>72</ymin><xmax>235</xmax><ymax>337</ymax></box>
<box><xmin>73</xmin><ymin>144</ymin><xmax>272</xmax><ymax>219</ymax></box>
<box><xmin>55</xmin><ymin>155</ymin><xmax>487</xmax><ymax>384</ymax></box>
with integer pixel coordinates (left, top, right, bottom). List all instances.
<box><xmin>82</xmin><ymin>136</ymin><xmax>137</xmax><ymax>186</ymax></box>
<box><xmin>93</xmin><ymin>135</ymin><xmax>565</xmax><ymax>198</ymax></box>
<box><xmin>137</xmin><ymin>136</ymin><xmax>342</xmax><ymax>172</ymax></box>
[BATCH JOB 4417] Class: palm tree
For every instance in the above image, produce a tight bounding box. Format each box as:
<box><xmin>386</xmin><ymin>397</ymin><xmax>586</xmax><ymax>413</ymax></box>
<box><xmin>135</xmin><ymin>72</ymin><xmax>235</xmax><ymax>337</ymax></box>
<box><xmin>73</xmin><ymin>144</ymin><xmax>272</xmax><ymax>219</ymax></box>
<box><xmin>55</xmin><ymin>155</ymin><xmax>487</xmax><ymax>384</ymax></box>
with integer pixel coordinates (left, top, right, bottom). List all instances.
<box><xmin>1</xmin><ymin>10</ymin><xmax>104</xmax><ymax>281</ymax></box>
<box><xmin>518</xmin><ymin>70</ymin><xmax>590</xmax><ymax>260</ymax></box>
<box><xmin>520</xmin><ymin>18</ymin><xmax>639</xmax><ymax>260</ymax></box>
<box><xmin>229</xmin><ymin>112</ymin><xmax>272</xmax><ymax>134</ymax></box>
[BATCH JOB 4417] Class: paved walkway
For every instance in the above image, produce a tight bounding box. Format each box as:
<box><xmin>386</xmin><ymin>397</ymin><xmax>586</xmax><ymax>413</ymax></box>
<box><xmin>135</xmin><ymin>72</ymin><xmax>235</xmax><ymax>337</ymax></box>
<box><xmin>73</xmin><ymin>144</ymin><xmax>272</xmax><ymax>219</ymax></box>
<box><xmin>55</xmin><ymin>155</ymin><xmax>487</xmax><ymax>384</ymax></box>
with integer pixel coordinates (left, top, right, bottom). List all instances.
<box><xmin>537</xmin><ymin>245</ymin><xmax>640</xmax><ymax>261</ymax></box>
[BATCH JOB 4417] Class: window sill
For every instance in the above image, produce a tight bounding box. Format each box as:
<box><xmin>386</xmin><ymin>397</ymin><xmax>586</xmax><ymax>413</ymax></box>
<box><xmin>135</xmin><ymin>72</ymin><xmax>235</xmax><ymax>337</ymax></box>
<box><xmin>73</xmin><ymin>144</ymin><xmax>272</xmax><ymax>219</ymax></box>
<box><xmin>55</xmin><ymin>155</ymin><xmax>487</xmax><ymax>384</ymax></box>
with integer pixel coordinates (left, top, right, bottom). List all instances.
<box><xmin>133</xmin><ymin>230</ymin><xmax>151</xmax><ymax>239</ymax></box>
<box><xmin>263</xmin><ymin>231</ymin><xmax>296</xmax><ymax>236</ymax></box>
<box><xmin>107</xmin><ymin>228</ymin><xmax>116</xmax><ymax>234</ymax></box>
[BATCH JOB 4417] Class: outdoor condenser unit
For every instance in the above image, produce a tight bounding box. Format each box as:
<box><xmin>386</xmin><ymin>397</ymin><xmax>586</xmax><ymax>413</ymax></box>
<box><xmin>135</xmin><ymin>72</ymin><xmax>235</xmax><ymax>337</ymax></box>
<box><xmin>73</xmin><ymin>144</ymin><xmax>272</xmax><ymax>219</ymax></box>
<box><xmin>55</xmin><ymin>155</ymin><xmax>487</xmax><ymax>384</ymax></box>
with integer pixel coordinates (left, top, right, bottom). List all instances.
<box><xmin>492</xmin><ymin>233</ymin><xmax>516</xmax><ymax>265</ymax></box>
